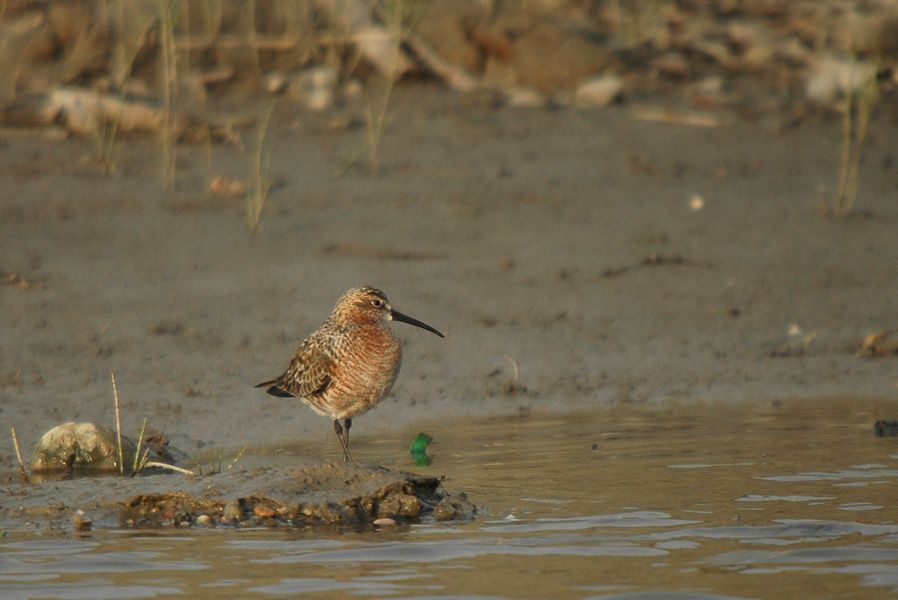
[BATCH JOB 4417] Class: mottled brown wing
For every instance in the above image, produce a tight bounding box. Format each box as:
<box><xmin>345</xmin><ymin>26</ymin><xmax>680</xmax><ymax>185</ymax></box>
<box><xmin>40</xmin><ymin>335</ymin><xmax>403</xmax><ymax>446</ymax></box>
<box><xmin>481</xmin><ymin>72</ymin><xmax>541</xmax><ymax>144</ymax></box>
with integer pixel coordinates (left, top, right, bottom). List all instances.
<box><xmin>274</xmin><ymin>334</ymin><xmax>334</xmax><ymax>399</ymax></box>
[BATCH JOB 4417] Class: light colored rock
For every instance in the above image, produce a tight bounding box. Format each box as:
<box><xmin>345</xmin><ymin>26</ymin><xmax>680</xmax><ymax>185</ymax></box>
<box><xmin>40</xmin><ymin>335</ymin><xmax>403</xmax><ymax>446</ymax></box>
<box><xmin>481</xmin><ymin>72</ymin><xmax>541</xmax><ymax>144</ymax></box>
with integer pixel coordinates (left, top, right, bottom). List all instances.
<box><xmin>264</xmin><ymin>72</ymin><xmax>288</xmax><ymax>95</ymax></box>
<box><xmin>71</xmin><ymin>509</ymin><xmax>92</xmax><ymax>531</ymax></box>
<box><xmin>342</xmin><ymin>78</ymin><xmax>363</xmax><ymax>99</ymax></box>
<box><xmin>505</xmin><ymin>86</ymin><xmax>545</xmax><ymax>108</ymax></box>
<box><xmin>31</xmin><ymin>421</ymin><xmax>135</xmax><ymax>473</ymax></box>
<box><xmin>288</xmin><ymin>66</ymin><xmax>338</xmax><ymax>111</ymax></box>
<box><xmin>222</xmin><ymin>499</ymin><xmax>243</xmax><ymax>522</ymax></box>
<box><xmin>303</xmin><ymin>88</ymin><xmax>334</xmax><ymax>112</ymax></box>
<box><xmin>574</xmin><ymin>75</ymin><xmax>623</xmax><ymax>107</ymax></box>
<box><xmin>805</xmin><ymin>55</ymin><xmax>877</xmax><ymax>104</ymax></box>
<box><xmin>313</xmin><ymin>0</ymin><xmax>413</xmax><ymax>78</ymax></box>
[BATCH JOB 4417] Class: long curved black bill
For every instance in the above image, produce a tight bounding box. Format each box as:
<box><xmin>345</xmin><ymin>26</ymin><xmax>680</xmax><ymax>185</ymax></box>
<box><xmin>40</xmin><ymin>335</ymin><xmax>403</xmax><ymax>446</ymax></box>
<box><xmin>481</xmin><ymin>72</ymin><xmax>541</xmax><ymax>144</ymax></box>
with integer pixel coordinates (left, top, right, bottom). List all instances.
<box><xmin>391</xmin><ymin>309</ymin><xmax>444</xmax><ymax>338</ymax></box>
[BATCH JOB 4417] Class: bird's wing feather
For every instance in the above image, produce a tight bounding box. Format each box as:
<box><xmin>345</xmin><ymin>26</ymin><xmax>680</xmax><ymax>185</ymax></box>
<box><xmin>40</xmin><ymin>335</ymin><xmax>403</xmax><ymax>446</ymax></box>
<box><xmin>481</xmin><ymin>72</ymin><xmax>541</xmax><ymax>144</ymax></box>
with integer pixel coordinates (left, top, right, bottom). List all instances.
<box><xmin>277</xmin><ymin>333</ymin><xmax>335</xmax><ymax>398</ymax></box>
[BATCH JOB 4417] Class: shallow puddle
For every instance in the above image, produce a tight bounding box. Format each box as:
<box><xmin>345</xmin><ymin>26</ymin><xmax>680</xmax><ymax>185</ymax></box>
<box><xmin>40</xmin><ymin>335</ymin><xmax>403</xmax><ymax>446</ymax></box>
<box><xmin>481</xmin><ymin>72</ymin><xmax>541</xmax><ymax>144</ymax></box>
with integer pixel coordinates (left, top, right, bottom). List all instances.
<box><xmin>3</xmin><ymin>398</ymin><xmax>898</xmax><ymax>598</ymax></box>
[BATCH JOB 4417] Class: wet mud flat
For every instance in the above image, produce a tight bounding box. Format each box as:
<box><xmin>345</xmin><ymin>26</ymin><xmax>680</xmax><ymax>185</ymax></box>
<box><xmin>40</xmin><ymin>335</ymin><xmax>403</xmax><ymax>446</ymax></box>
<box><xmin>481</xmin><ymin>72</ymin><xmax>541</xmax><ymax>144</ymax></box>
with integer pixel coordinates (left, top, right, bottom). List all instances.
<box><xmin>0</xmin><ymin>462</ymin><xmax>473</xmax><ymax>531</ymax></box>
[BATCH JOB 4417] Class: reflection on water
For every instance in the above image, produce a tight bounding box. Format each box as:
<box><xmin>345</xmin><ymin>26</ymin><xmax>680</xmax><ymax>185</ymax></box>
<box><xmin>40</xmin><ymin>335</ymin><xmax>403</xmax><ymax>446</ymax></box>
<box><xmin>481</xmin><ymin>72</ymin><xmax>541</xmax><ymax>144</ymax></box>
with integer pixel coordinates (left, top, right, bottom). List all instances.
<box><xmin>2</xmin><ymin>398</ymin><xmax>898</xmax><ymax>598</ymax></box>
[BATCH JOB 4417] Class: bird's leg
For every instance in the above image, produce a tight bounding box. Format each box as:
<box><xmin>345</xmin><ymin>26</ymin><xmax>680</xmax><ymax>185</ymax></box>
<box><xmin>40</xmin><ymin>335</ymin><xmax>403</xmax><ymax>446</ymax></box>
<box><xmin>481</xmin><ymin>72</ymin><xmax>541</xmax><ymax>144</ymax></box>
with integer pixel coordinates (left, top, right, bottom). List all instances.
<box><xmin>333</xmin><ymin>419</ymin><xmax>353</xmax><ymax>464</ymax></box>
<box><xmin>344</xmin><ymin>418</ymin><xmax>352</xmax><ymax>457</ymax></box>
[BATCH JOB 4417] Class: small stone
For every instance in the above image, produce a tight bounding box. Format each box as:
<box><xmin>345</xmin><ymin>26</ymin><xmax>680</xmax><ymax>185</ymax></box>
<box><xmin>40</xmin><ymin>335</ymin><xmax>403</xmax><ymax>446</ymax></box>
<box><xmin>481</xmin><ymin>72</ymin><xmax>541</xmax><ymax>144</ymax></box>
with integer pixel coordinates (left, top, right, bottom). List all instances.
<box><xmin>71</xmin><ymin>509</ymin><xmax>92</xmax><ymax>531</ymax></box>
<box><xmin>373</xmin><ymin>517</ymin><xmax>397</xmax><ymax>527</ymax></box>
<box><xmin>574</xmin><ymin>75</ymin><xmax>623</xmax><ymax>108</ymax></box>
<box><xmin>505</xmin><ymin>87</ymin><xmax>545</xmax><ymax>108</ymax></box>
<box><xmin>264</xmin><ymin>72</ymin><xmax>287</xmax><ymax>95</ymax></box>
<box><xmin>378</xmin><ymin>493</ymin><xmax>422</xmax><ymax>518</ymax></box>
<box><xmin>432</xmin><ymin>493</ymin><xmax>476</xmax><ymax>521</ymax></box>
<box><xmin>342</xmin><ymin>79</ymin><xmax>363</xmax><ymax>99</ymax></box>
<box><xmin>303</xmin><ymin>88</ymin><xmax>333</xmax><ymax>112</ymax></box>
<box><xmin>222</xmin><ymin>500</ymin><xmax>242</xmax><ymax>522</ymax></box>
<box><xmin>288</xmin><ymin>66</ymin><xmax>338</xmax><ymax>112</ymax></box>
<box><xmin>805</xmin><ymin>55</ymin><xmax>877</xmax><ymax>105</ymax></box>
<box><xmin>196</xmin><ymin>514</ymin><xmax>212</xmax><ymax>526</ymax></box>
<box><xmin>254</xmin><ymin>505</ymin><xmax>277</xmax><ymax>519</ymax></box>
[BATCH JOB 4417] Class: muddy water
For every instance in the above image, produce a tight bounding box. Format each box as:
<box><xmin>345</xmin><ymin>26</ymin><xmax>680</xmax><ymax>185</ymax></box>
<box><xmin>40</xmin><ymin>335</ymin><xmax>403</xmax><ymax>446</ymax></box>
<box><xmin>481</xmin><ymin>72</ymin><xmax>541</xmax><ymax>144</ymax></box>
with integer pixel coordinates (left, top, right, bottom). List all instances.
<box><xmin>3</xmin><ymin>398</ymin><xmax>898</xmax><ymax>599</ymax></box>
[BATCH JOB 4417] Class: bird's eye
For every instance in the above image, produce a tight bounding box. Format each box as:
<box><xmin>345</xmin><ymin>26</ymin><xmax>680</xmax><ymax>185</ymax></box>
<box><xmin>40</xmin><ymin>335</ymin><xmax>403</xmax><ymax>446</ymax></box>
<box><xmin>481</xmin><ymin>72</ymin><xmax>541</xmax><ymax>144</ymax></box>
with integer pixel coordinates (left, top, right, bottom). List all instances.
<box><xmin>371</xmin><ymin>298</ymin><xmax>383</xmax><ymax>308</ymax></box>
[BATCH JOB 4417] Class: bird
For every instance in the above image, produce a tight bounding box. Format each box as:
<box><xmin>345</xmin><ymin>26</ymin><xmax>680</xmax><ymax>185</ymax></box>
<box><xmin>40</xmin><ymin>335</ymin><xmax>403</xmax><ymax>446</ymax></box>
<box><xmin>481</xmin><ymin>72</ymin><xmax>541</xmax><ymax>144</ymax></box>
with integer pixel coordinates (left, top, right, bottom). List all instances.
<box><xmin>255</xmin><ymin>286</ymin><xmax>444</xmax><ymax>463</ymax></box>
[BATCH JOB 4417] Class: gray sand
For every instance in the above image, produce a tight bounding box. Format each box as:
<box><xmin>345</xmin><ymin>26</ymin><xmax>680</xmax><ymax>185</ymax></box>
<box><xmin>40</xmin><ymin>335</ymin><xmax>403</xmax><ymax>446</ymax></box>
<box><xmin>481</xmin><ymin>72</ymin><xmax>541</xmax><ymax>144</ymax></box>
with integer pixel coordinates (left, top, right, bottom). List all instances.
<box><xmin>2</xmin><ymin>85</ymin><xmax>897</xmax><ymax>461</ymax></box>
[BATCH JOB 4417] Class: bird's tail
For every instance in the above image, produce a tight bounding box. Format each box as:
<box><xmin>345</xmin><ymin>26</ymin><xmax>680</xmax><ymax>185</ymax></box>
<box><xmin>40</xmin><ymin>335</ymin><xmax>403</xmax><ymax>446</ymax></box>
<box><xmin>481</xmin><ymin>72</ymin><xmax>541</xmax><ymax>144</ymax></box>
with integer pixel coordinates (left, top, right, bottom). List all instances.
<box><xmin>255</xmin><ymin>379</ymin><xmax>294</xmax><ymax>398</ymax></box>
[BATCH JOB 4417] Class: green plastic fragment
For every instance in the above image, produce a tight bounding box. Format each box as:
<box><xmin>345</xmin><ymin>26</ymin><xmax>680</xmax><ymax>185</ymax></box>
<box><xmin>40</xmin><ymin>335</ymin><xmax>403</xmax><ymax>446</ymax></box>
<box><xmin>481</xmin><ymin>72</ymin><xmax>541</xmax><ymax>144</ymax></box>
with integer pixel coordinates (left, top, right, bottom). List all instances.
<box><xmin>410</xmin><ymin>432</ymin><xmax>432</xmax><ymax>453</ymax></box>
<box><xmin>409</xmin><ymin>433</ymin><xmax>433</xmax><ymax>466</ymax></box>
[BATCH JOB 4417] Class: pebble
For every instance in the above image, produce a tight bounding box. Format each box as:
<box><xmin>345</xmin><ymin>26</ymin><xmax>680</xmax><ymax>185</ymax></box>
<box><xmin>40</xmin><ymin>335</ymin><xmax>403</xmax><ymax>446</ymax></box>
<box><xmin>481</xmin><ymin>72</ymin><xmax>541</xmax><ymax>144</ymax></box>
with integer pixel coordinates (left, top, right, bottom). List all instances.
<box><xmin>805</xmin><ymin>55</ymin><xmax>877</xmax><ymax>104</ymax></box>
<box><xmin>254</xmin><ymin>505</ymin><xmax>277</xmax><ymax>519</ymax></box>
<box><xmin>373</xmin><ymin>517</ymin><xmax>397</xmax><ymax>527</ymax></box>
<box><xmin>196</xmin><ymin>514</ymin><xmax>212</xmax><ymax>526</ymax></box>
<box><xmin>505</xmin><ymin>87</ymin><xmax>545</xmax><ymax>108</ymax></box>
<box><xmin>288</xmin><ymin>66</ymin><xmax>338</xmax><ymax>111</ymax></box>
<box><xmin>264</xmin><ymin>72</ymin><xmax>287</xmax><ymax>95</ymax></box>
<box><xmin>222</xmin><ymin>500</ymin><xmax>242</xmax><ymax>522</ymax></box>
<box><xmin>574</xmin><ymin>75</ymin><xmax>623</xmax><ymax>108</ymax></box>
<box><xmin>70</xmin><ymin>509</ymin><xmax>92</xmax><ymax>531</ymax></box>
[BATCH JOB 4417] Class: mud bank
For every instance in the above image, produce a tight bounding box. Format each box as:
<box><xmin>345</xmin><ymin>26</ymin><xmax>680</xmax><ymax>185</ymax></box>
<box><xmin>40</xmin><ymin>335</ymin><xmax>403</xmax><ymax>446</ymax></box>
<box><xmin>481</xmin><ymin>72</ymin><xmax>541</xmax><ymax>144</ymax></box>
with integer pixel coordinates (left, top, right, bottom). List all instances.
<box><xmin>0</xmin><ymin>462</ymin><xmax>473</xmax><ymax>531</ymax></box>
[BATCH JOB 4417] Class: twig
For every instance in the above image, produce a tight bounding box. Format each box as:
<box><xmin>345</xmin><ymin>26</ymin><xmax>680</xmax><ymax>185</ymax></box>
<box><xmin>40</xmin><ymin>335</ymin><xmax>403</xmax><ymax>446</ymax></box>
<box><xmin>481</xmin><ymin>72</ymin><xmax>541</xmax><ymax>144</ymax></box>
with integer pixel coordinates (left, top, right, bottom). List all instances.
<box><xmin>504</xmin><ymin>356</ymin><xmax>519</xmax><ymax>384</ymax></box>
<box><xmin>10</xmin><ymin>427</ymin><xmax>28</xmax><ymax>482</ymax></box>
<box><xmin>630</xmin><ymin>106</ymin><xmax>719</xmax><ymax>128</ymax></box>
<box><xmin>228</xmin><ymin>446</ymin><xmax>248</xmax><ymax>470</ymax></box>
<box><xmin>402</xmin><ymin>28</ymin><xmax>478</xmax><ymax>91</ymax></box>
<box><xmin>143</xmin><ymin>461</ymin><xmax>196</xmax><ymax>477</ymax></box>
<box><xmin>111</xmin><ymin>372</ymin><xmax>124</xmax><ymax>476</ymax></box>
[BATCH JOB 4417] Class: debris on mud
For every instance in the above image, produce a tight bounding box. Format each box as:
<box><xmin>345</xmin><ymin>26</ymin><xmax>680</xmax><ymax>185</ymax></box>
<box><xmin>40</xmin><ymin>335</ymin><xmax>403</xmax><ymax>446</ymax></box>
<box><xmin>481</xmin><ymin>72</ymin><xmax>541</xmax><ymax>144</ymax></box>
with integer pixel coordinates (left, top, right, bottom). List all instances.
<box><xmin>767</xmin><ymin>324</ymin><xmax>817</xmax><ymax>358</ymax></box>
<box><xmin>1</xmin><ymin>270</ymin><xmax>43</xmax><ymax>290</ymax></box>
<box><xmin>874</xmin><ymin>420</ymin><xmax>898</xmax><ymax>437</ymax></box>
<box><xmin>599</xmin><ymin>253</ymin><xmax>697</xmax><ymax>278</ymax></box>
<box><xmin>858</xmin><ymin>331</ymin><xmax>898</xmax><ymax>358</ymax></box>
<box><xmin>0</xmin><ymin>0</ymin><xmax>896</xmax><ymax>142</ymax></box>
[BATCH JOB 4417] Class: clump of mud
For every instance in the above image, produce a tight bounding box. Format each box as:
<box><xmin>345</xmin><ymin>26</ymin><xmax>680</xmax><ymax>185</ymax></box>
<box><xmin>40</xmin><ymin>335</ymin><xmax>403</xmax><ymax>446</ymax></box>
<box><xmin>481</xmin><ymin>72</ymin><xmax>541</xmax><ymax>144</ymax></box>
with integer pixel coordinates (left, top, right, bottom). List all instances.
<box><xmin>0</xmin><ymin>462</ymin><xmax>474</xmax><ymax>530</ymax></box>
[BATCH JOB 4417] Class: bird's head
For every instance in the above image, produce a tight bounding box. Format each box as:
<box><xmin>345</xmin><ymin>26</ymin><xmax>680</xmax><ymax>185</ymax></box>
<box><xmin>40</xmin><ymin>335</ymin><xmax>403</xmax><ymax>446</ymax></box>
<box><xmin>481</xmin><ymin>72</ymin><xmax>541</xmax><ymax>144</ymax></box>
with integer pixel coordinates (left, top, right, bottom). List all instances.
<box><xmin>333</xmin><ymin>286</ymin><xmax>444</xmax><ymax>337</ymax></box>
